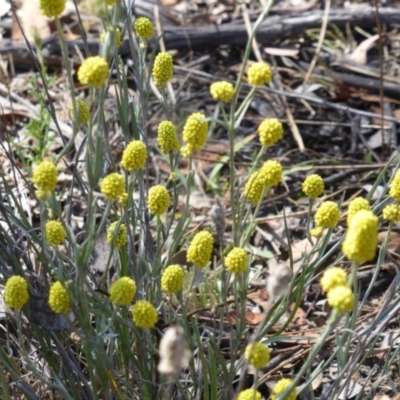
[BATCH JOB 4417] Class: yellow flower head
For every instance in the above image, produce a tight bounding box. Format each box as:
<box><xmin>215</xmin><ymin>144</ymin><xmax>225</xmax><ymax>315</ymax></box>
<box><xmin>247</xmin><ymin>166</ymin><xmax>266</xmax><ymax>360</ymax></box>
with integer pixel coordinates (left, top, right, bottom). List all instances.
<box><xmin>244</xmin><ymin>172</ymin><xmax>265</xmax><ymax>205</ymax></box>
<box><xmin>48</xmin><ymin>281</ymin><xmax>70</xmax><ymax>314</ymax></box>
<box><xmin>77</xmin><ymin>56</ymin><xmax>108</xmax><ymax>88</ymax></box>
<box><xmin>258</xmin><ymin>118</ymin><xmax>283</xmax><ymax>147</ymax></box>
<box><xmin>302</xmin><ymin>174</ymin><xmax>324</xmax><ymax>199</ymax></box>
<box><xmin>247</xmin><ymin>62</ymin><xmax>273</xmax><ymax>86</ymax></box>
<box><xmin>259</xmin><ymin>160</ymin><xmax>283</xmax><ymax>187</ymax></box>
<box><xmin>244</xmin><ymin>342</ymin><xmax>270</xmax><ymax>369</ymax></box>
<box><xmin>161</xmin><ymin>265</ymin><xmax>184</xmax><ymax>294</ymax></box>
<box><xmin>147</xmin><ymin>185</ymin><xmax>170</xmax><ymax>216</ymax></box>
<box><xmin>347</xmin><ymin>197</ymin><xmax>370</xmax><ymax>225</ymax></box>
<box><xmin>237</xmin><ymin>389</ymin><xmax>262</xmax><ymax>400</ymax></box>
<box><xmin>135</xmin><ymin>17</ymin><xmax>154</xmax><ymax>40</ymax></box>
<box><xmin>107</xmin><ymin>222</ymin><xmax>128</xmax><ymax>248</ymax></box>
<box><xmin>118</xmin><ymin>192</ymin><xmax>128</xmax><ymax>207</ymax></box>
<box><xmin>383</xmin><ymin>204</ymin><xmax>400</xmax><ymax>222</ymax></box>
<box><xmin>187</xmin><ymin>231</ymin><xmax>214</xmax><ymax>268</ymax></box>
<box><xmin>4</xmin><ymin>276</ymin><xmax>29</xmax><ymax>310</ymax></box>
<box><xmin>39</xmin><ymin>0</ymin><xmax>65</xmax><ymax>17</ymax></box>
<box><xmin>69</xmin><ymin>99</ymin><xmax>89</xmax><ymax>125</ymax></box>
<box><xmin>100</xmin><ymin>27</ymin><xmax>122</xmax><ymax>47</ymax></box>
<box><xmin>310</xmin><ymin>226</ymin><xmax>324</xmax><ymax>238</ymax></box>
<box><xmin>271</xmin><ymin>378</ymin><xmax>297</xmax><ymax>400</ymax></box>
<box><xmin>224</xmin><ymin>247</ymin><xmax>248</xmax><ymax>274</ymax></box>
<box><xmin>389</xmin><ymin>171</ymin><xmax>400</xmax><ymax>202</ymax></box>
<box><xmin>342</xmin><ymin>210</ymin><xmax>378</xmax><ymax>263</ymax></box>
<box><xmin>32</xmin><ymin>161</ymin><xmax>58</xmax><ymax>192</ymax></box>
<box><xmin>100</xmin><ymin>173</ymin><xmax>125</xmax><ymax>201</ymax></box>
<box><xmin>209</xmin><ymin>81</ymin><xmax>235</xmax><ymax>103</ymax></box>
<box><xmin>35</xmin><ymin>189</ymin><xmax>51</xmax><ymax>201</ymax></box>
<box><xmin>180</xmin><ymin>144</ymin><xmax>194</xmax><ymax>159</ymax></box>
<box><xmin>110</xmin><ymin>277</ymin><xmax>136</xmax><ymax>306</ymax></box>
<box><xmin>157</xmin><ymin>121</ymin><xmax>180</xmax><ymax>154</ymax></box>
<box><xmin>152</xmin><ymin>52</ymin><xmax>174</xmax><ymax>88</ymax></box>
<box><xmin>132</xmin><ymin>300</ymin><xmax>158</xmax><ymax>328</ymax></box>
<box><xmin>320</xmin><ymin>267</ymin><xmax>347</xmax><ymax>292</ymax></box>
<box><xmin>106</xmin><ymin>0</ymin><xmax>119</xmax><ymax>5</ymax></box>
<box><xmin>120</xmin><ymin>140</ymin><xmax>147</xmax><ymax>171</ymax></box>
<box><xmin>327</xmin><ymin>285</ymin><xmax>354</xmax><ymax>314</ymax></box>
<box><xmin>46</xmin><ymin>221</ymin><xmax>66</xmax><ymax>245</ymax></box>
<box><xmin>314</xmin><ymin>201</ymin><xmax>340</xmax><ymax>228</ymax></box>
<box><xmin>182</xmin><ymin>112</ymin><xmax>208</xmax><ymax>152</ymax></box>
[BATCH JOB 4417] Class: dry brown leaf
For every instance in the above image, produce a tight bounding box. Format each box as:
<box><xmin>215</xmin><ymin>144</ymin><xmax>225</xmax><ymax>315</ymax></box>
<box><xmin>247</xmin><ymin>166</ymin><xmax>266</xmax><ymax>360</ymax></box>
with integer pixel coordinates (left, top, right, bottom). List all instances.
<box><xmin>290</xmin><ymin>237</ymin><xmax>316</xmax><ymax>272</ymax></box>
<box><xmin>227</xmin><ymin>310</ymin><xmax>264</xmax><ymax>325</ymax></box>
<box><xmin>247</xmin><ymin>288</ymin><xmax>271</xmax><ymax>311</ymax></box>
<box><xmin>378</xmin><ymin>231</ymin><xmax>400</xmax><ymax>253</ymax></box>
<box><xmin>346</xmin><ymin>34</ymin><xmax>380</xmax><ymax>65</ymax></box>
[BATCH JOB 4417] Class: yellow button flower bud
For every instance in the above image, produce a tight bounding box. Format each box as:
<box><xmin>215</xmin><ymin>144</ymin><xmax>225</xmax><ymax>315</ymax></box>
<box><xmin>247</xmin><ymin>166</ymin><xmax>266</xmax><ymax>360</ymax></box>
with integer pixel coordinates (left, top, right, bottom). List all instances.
<box><xmin>161</xmin><ymin>265</ymin><xmax>184</xmax><ymax>294</ymax></box>
<box><xmin>247</xmin><ymin>62</ymin><xmax>272</xmax><ymax>86</ymax></box>
<box><xmin>383</xmin><ymin>204</ymin><xmax>400</xmax><ymax>222</ymax></box>
<box><xmin>118</xmin><ymin>192</ymin><xmax>128</xmax><ymax>207</ymax></box>
<box><xmin>209</xmin><ymin>81</ymin><xmax>235</xmax><ymax>103</ymax></box>
<box><xmin>310</xmin><ymin>226</ymin><xmax>324</xmax><ymax>238</ymax></box>
<box><xmin>342</xmin><ymin>210</ymin><xmax>378</xmax><ymax>263</ymax></box>
<box><xmin>258</xmin><ymin>118</ymin><xmax>283</xmax><ymax>147</ymax></box>
<box><xmin>320</xmin><ymin>267</ymin><xmax>347</xmax><ymax>292</ymax></box>
<box><xmin>69</xmin><ymin>99</ymin><xmax>89</xmax><ymax>125</ymax></box>
<box><xmin>100</xmin><ymin>173</ymin><xmax>125</xmax><ymax>201</ymax></box>
<box><xmin>302</xmin><ymin>174</ymin><xmax>324</xmax><ymax>199</ymax></box>
<box><xmin>78</xmin><ymin>56</ymin><xmax>108</xmax><ymax>88</ymax></box>
<box><xmin>135</xmin><ymin>17</ymin><xmax>154</xmax><ymax>40</ymax></box>
<box><xmin>347</xmin><ymin>197</ymin><xmax>370</xmax><ymax>225</ymax></box>
<box><xmin>46</xmin><ymin>221</ymin><xmax>66</xmax><ymax>245</ymax></box>
<box><xmin>39</xmin><ymin>0</ymin><xmax>65</xmax><ymax>18</ymax></box>
<box><xmin>270</xmin><ymin>378</ymin><xmax>297</xmax><ymax>400</ymax></box>
<box><xmin>259</xmin><ymin>160</ymin><xmax>283</xmax><ymax>187</ymax></box>
<box><xmin>32</xmin><ymin>161</ymin><xmax>58</xmax><ymax>192</ymax></box>
<box><xmin>182</xmin><ymin>112</ymin><xmax>208</xmax><ymax>152</ymax></box>
<box><xmin>327</xmin><ymin>285</ymin><xmax>354</xmax><ymax>314</ymax></box>
<box><xmin>107</xmin><ymin>222</ymin><xmax>128</xmax><ymax>248</ymax></box>
<box><xmin>110</xmin><ymin>277</ymin><xmax>136</xmax><ymax>306</ymax></box>
<box><xmin>132</xmin><ymin>300</ymin><xmax>158</xmax><ymax>328</ymax></box>
<box><xmin>237</xmin><ymin>389</ymin><xmax>262</xmax><ymax>400</ymax></box>
<box><xmin>314</xmin><ymin>201</ymin><xmax>340</xmax><ymax>228</ymax></box>
<box><xmin>224</xmin><ymin>247</ymin><xmax>248</xmax><ymax>273</ymax></box>
<box><xmin>187</xmin><ymin>231</ymin><xmax>214</xmax><ymax>268</ymax></box>
<box><xmin>100</xmin><ymin>27</ymin><xmax>122</xmax><ymax>47</ymax></box>
<box><xmin>244</xmin><ymin>172</ymin><xmax>265</xmax><ymax>205</ymax></box>
<box><xmin>244</xmin><ymin>342</ymin><xmax>270</xmax><ymax>369</ymax></box>
<box><xmin>120</xmin><ymin>140</ymin><xmax>147</xmax><ymax>171</ymax></box>
<box><xmin>157</xmin><ymin>121</ymin><xmax>180</xmax><ymax>154</ymax></box>
<box><xmin>4</xmin><ymin>276</ymin><xmax>29</xmax><ymax>310</ymax></box>
<box><xmin>180</xmin><ymin>144</ymin><xmax>194</xmax><ymax>159</ymax></box>
<box><xmin>389</xmin><ymin>171</ymin><xmax>400</xmax><ymax>202</ymax></box>
<box><xmin>106</xmin><ymin>0</ymin><xmax>119</xmax><ymax>5</ymax></box>
<box><xmin>48</xmin><ymin>281</ymin><xmax>70</xmax><ymax>314</ymax></box>
<box><xmin>147</xmin><ymin>185</ymin><xmax>170</xmax><ymax>216</ymax></box>
<box><xmin>152</xmin><ymin>52</ymin><xmax>174</xmax><ymax>88</ymax></box>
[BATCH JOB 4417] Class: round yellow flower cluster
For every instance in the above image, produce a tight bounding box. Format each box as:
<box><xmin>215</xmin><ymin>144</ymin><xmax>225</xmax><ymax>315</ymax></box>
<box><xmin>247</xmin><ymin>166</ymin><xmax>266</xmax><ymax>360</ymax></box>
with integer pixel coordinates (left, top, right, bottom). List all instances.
<box><xmin>135</xmin><ymin>17</ymin><xmax>154</xmax><ymax>40</ymax></box>
<box><xmin>314</xmin><ymin>201</ymin><xmax>340</xmax><ymax>228</ymax></box>
<box><xmin>118</xmin><ymin>192</ymin><xmax>128</xmax><ymax>207</ymax></box>
<box><xmin>157</xmin><ymin>121</ymin><xmax>180</xmax><ymax>154</ymax></box>
<box><xmin>320</xmin><ymin>267</ymin><xmax>347</xmax><ymax>292</ymax></box>
<box><xmin>161</xmin><ymin>265</ymin><xmax>184</xmax><ymax>294</ymax></box>
<box><xmin>70</xmin><ymin>99</ymin><xmax>89</xmax><ymax>126</ymax></box>
<box><xmin>39</xmin><ymin>0</ymin><xmax>65</xmax><ymax>17</ymax></box>
<box><xmin>224</xmin><ymin>247</ymin><xmax>248</xmax><ymax>273</ymax></box>
<box><xmin>237</xmin><ymin>389</ymin><xmax>262</xmax><ymax>400</ymax></box>
<box><xmin>32</xmin><ymin>161</ymin><xmax>58</xmax><ymax>193</ymax></box>
<box><xmin>383</xmin><ymin>204</ymin><xmax>400</xmax><ymax>222</ymax></box>
<box><xmin>347</xmin><ymin>197</ymin><xmax>370</xmax><ymax>225</ymax></box>
<box><xmin>258</xmin><ymin>160</ymin><xmax>283</xmax><ymax>187</ymax></box>
<box><xmin>121</xmin><ymin>140</ymin><xmax>147</xmax><ymax>171</ymax></box>
<box><xmin>106</xmin><ymin>0</ymin><xmax>119</xmax><ymax>5</ymax></box>
<box><xmin>101</xmin><ymin>173</ymin><xmax>125</xmax><ymax>201</ymax></box>
<box><xmin>110</xmin><ymin>277</ymin><xmax>136</xmax><ymax>306</ymax></box>
<box><xmin>181</xmin><ymin>112</ymin><xmax>208</xmax><ymax>158</ymax></box>
<box><xmin>147</xmin><ymin>185</ymin><xmax>170</xmax><ymax>216</ymax></box>
<box><xmin>107</xmin><ymin>222</ymin><xmax>128</xmax><ymax>248</ymax></box>
<box><xmin>100</xmin><ymin>27</ymin><xmax>122</xmax><ymax>48</ymax></box>
<box><xmin>258</xmin><ymin>118</ymin><xmax>283</xmax><ymax>147</ymax></box>
<box><xmin>4</xmin><ymin>276</ymin><xmax>29</xmax><ymax>310</ymax></box>
<box><xmin>327</xmin><ymin>285</ymin><xmax>355</xmax><ymax>314</ymax></box>
<box><xmin>78</xmin><ymin>56</ymin><xmax>108</xmax><ymax>88</ymax></box>
<box><xmin>187</xmin><ymin>231</ymin><xmax>214</xmax><ymax>268</ymax></box>
<box><xmin>209</xmin><ymin>81</ymin><xmax>235</xmax><ymax>103</ymax></box>
<box><xmin>270</xmin><ymin>378</ymin><xmax>297</xmax><ymax>400</ymax></box>
<box><xmin>152</xmin><ymin>52</ymin><xmax>174</xmax><ymax>88</ymax></box>
<box><xmin>244</xmin><ymin>342</ymin><xmax>270</xmax><ymax>369</ymax></box>
<box><xmin>342</xmin><ymin>210</ymin><xmax>378</xmax><ymax>263</ymax></box>
<box><xmin>389</xmin><ymin>171</ymin><xmax>400</xmax><ymax>202</ymax></box>
<box><xmin>132</xmin><ymin>300</ymin><xmax>158</xmax><ymax>328</ymax></box>
<box><xmin>48</xmin><ymin>281</ymin><xmax>70</xmax><ymax>314</ymax></box>
<box><xmin>46</xmin><ymin>221</ymin><xmax>66</xmax><ymax>245</ymax></box>
<box><xmin>302</xmin><ymin>174</ymin><xmax>324</xmax><ymax>199</ymax></box>
<box><xmin>247</xmin><ymin>62</ymin><xmax>272</xmax><ymax>86</ymax></box>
